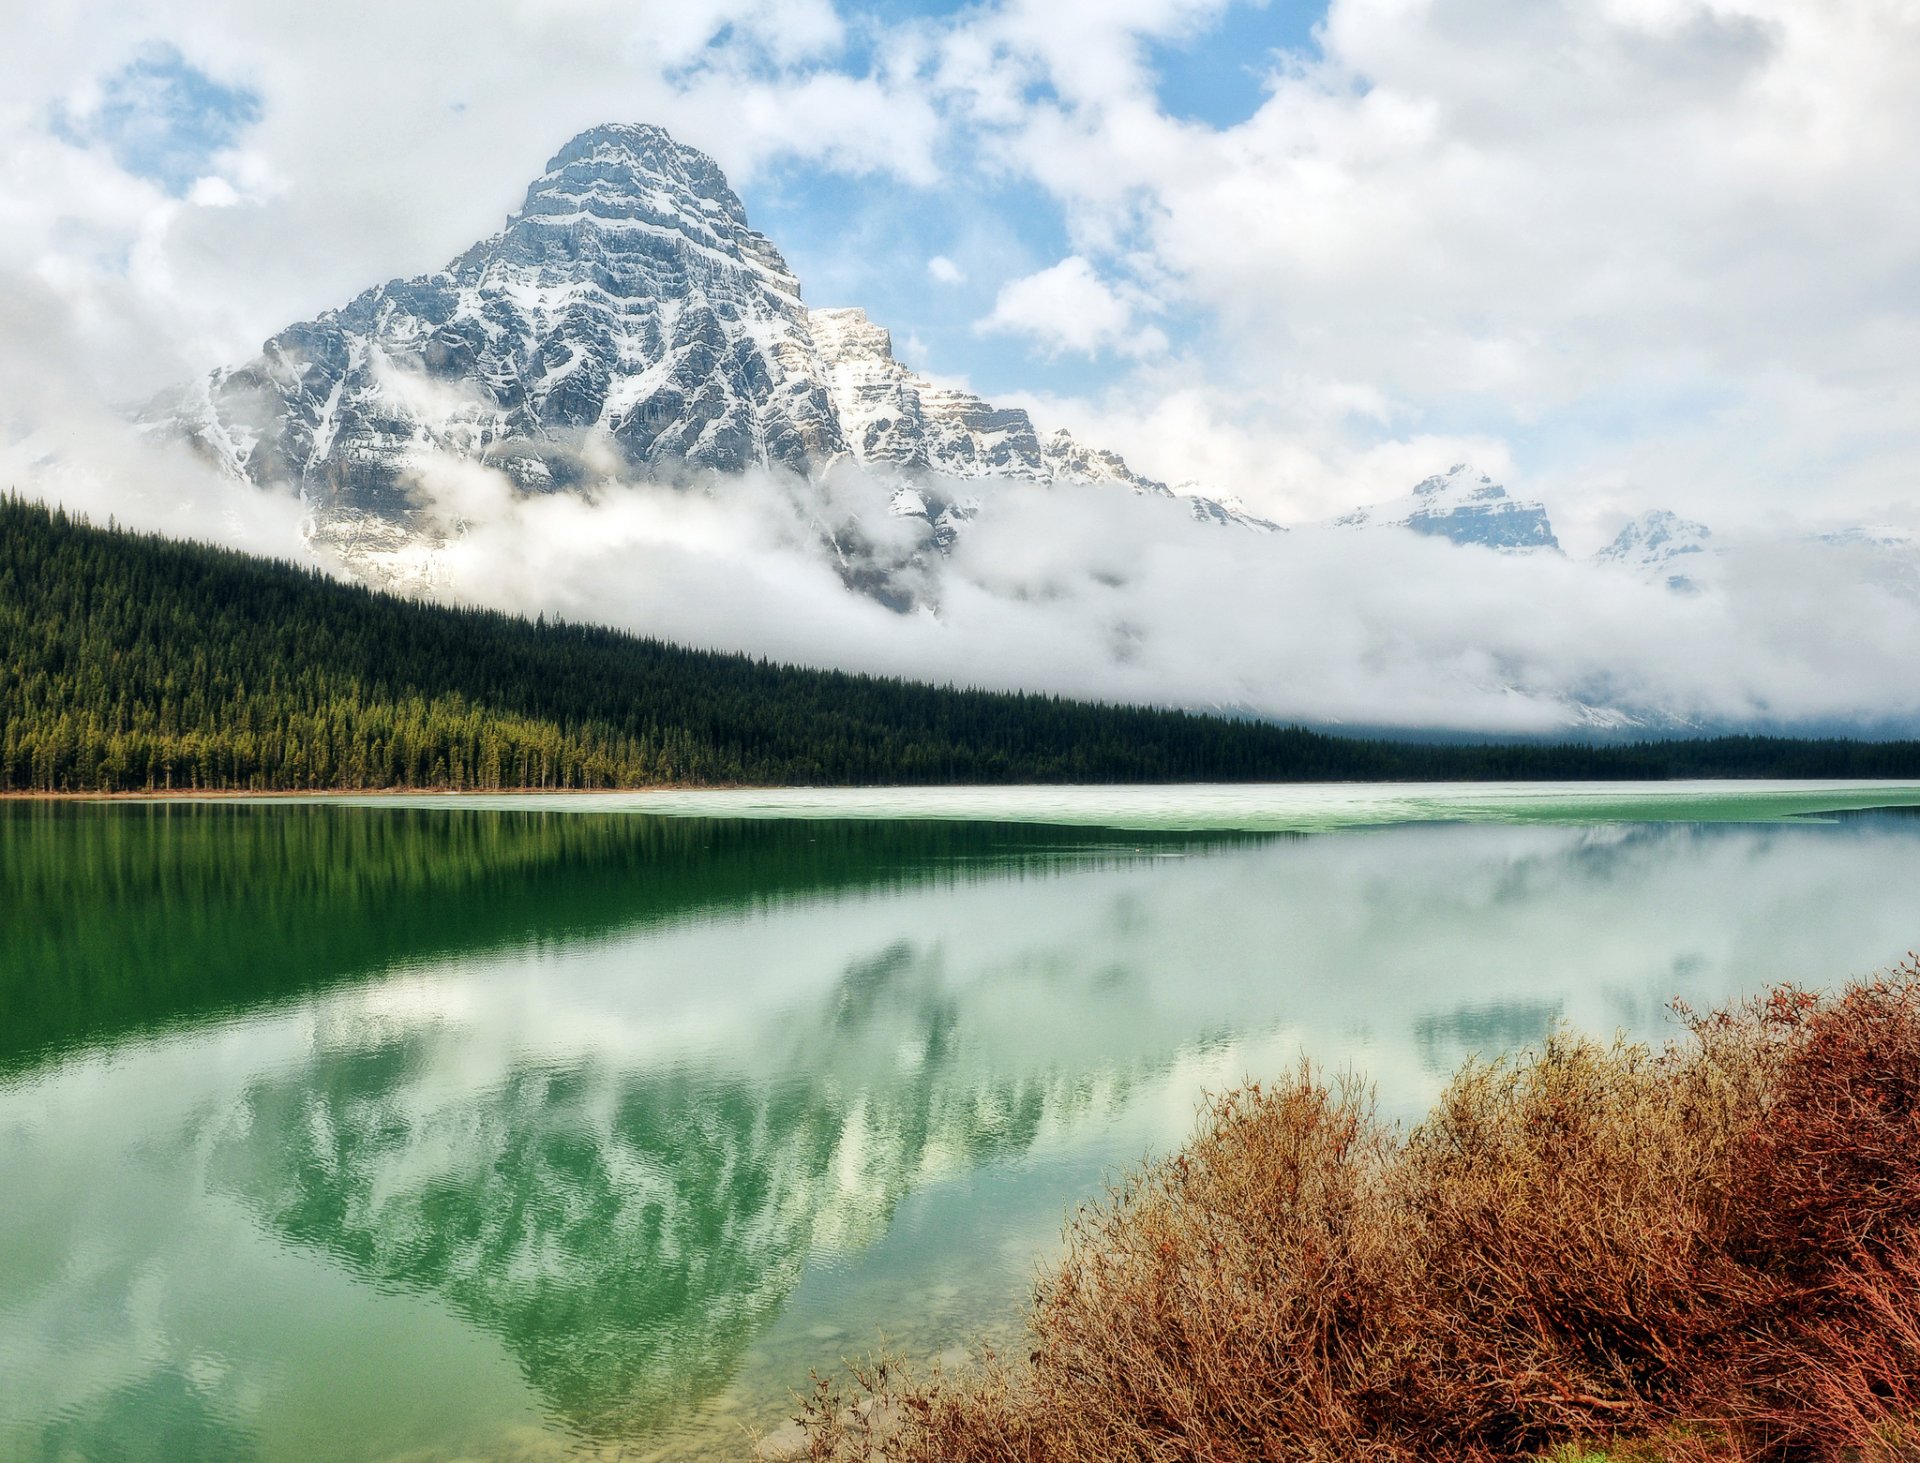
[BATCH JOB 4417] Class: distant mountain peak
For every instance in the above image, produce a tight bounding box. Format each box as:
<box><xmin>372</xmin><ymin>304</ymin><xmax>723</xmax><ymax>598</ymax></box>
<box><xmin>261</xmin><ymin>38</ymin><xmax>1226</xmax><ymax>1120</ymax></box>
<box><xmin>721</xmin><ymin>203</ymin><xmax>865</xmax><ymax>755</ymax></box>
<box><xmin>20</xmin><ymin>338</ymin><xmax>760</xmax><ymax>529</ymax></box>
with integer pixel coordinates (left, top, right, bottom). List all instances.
<box><xmin>1333</xmin><ymin>464</ymin><xmax>1560</xmax><ymax>552</ymax></box>
<box><xmin>1811</xmin><ymin>522</ymin><xmax>1920</xmax><ymax>596</ymax></box>
<box><xmin>1594</xmin><ymin>509</ymin><xmax>1715</xmax><ymax>592</ymax></box>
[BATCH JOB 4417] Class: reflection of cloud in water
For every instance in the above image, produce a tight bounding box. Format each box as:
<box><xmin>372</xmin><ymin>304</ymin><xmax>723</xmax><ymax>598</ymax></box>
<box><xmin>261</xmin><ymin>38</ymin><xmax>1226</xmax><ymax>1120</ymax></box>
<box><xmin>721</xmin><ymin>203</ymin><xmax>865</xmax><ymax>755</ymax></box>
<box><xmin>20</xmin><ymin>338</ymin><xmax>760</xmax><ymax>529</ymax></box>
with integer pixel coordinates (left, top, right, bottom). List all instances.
<box><xmin>1412</xmin><ymin>1001</ymin><xmax>1564</xmax><ymax>1076</ymax></box>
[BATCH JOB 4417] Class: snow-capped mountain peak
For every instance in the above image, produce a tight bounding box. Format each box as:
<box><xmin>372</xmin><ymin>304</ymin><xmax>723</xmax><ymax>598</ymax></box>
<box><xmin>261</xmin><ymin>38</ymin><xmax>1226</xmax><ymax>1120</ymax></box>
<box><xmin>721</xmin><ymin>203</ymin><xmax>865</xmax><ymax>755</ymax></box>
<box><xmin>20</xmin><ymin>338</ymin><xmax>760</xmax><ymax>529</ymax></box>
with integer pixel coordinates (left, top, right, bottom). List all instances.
<box><xmin>1332</xmin><ymin>464</ymin><xmax>1561</xmax><ymax>552</ymax></box>
<box><xmin>143</xmin><ymin>122</ymin><xmax>845</xmax><ymax>520</ymax></box>
<box><xmin>1594</xmin><ymin>509</ymin><xmax>1715</xmax><ymax>591</ymax></box>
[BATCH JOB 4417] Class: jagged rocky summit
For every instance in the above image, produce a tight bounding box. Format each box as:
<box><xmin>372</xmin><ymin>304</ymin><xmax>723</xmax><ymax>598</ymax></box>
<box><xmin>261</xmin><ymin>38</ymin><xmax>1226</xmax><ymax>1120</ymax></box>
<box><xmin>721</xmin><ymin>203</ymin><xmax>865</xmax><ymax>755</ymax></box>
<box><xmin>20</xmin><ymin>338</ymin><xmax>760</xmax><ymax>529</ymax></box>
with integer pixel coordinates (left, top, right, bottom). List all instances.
<box><xmin>142</xmin><ymin>122</ymin><xmax>1264</xmax><ymax>573</ymax></box>
<box><xmin>147</xmin><ymin>124</ymin><xmax>842</xmax><ymax>505</ymax></box>
<box><xmin>1331</xmin><ymin>464</ymin><xmax>1562</xmax><ymax>552</ymax></box>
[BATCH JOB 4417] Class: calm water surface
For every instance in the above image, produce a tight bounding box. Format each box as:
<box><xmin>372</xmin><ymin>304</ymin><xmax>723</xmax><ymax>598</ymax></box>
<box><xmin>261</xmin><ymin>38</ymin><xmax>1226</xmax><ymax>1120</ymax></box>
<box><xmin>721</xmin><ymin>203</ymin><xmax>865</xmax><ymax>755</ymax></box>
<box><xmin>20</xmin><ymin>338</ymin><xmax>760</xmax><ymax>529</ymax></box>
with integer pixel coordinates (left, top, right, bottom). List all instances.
<box><xmin>3</xmin><ymin>784</ymin><xmax>1920</xmax><ymax>1462</ymax></box>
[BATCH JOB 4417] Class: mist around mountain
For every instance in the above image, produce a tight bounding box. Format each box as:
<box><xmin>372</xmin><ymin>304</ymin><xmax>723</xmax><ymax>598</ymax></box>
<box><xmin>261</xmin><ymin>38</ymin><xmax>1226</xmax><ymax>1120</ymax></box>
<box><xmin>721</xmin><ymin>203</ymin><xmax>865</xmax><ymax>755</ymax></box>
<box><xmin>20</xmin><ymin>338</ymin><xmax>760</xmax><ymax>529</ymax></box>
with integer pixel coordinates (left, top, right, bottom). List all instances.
<box><xmin>15</xmin><ymin>122</ymin><xmax>1912</xmax><ymax>736</ymax></box>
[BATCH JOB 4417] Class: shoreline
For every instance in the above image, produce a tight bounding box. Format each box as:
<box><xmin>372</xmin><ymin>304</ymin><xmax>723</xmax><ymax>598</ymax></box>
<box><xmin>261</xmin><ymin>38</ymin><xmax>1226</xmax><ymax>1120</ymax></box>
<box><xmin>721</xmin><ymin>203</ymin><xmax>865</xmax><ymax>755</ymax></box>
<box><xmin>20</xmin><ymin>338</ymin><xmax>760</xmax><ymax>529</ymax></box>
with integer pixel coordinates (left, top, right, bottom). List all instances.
<box><xmin>0</xmin><ymin>783</ymin><xmax>740</xmax><ymax>802</ymax></box>
<box><xmin>11</xmin><ymin>772</ymin><xmax>1920</xmax><ymax>804</ymax></box>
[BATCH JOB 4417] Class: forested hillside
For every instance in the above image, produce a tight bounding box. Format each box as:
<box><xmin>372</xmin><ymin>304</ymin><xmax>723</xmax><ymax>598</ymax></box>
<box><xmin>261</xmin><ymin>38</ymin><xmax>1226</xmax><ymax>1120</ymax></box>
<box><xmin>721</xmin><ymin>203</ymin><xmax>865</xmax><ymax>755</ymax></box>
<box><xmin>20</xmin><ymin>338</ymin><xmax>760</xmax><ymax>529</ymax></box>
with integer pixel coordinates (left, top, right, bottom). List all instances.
<box><xmin>3</xmin><ymin>496</ymin><xmax>1917</xmax><ymax>792</ymax></box>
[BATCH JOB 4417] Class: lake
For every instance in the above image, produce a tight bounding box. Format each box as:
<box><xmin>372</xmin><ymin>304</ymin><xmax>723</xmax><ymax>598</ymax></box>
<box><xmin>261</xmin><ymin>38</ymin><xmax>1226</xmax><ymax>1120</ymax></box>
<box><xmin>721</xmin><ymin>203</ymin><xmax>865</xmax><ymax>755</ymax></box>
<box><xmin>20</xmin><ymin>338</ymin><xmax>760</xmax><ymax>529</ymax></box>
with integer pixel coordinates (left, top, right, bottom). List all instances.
<box><xmin>4</xmin><ymin>783</ymin><xmax>1920</xmax><ymax>1461</ymax></box>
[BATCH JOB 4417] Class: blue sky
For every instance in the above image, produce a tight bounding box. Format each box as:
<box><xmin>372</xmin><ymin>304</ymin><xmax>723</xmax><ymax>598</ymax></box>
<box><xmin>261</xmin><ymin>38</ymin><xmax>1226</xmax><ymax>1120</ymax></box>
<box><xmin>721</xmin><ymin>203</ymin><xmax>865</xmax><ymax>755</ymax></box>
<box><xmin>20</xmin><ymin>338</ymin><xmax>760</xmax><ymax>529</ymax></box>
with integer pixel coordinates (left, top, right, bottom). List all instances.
<box><xmin>51</xmin><ymin>44</ymin><xmax>261</xmax><ymax>198</ymax></box>
<box><xmin>742</xmin><ymin>148</ymin><xmax>1128</xmax><ymax>399</ymax></box>
<box><xmin>1148</xmin><ymin>1</ymin><xmax>1319</xmax><ymax>123</ymax></box>
<box><xmin>736</xmin><ymin>1</ymin><xmax>1322</xmax><ymax>405</ymax></box>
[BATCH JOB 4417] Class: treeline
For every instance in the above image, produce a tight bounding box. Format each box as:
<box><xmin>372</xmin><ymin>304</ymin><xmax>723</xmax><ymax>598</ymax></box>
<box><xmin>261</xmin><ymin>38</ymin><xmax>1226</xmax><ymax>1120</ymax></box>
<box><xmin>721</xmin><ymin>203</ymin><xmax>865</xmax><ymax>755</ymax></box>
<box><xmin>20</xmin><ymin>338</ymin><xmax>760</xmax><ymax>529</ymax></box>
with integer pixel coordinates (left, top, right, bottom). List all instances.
<box><xmin>3</xmin><ymin>494</ymin><xmax>1918</xmax><ymax>792</ymax></box>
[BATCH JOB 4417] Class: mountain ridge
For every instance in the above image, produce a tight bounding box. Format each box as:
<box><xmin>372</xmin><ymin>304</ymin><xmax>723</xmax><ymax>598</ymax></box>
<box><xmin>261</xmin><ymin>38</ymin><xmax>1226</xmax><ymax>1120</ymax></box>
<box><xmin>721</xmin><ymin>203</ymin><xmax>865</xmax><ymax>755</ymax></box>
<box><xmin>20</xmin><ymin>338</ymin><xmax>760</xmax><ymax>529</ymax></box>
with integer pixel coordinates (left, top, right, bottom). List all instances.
<box><xmin>1330</xmin><ymin>464</ymin><xmax>1561</xmax><ymax>553</ymax></box>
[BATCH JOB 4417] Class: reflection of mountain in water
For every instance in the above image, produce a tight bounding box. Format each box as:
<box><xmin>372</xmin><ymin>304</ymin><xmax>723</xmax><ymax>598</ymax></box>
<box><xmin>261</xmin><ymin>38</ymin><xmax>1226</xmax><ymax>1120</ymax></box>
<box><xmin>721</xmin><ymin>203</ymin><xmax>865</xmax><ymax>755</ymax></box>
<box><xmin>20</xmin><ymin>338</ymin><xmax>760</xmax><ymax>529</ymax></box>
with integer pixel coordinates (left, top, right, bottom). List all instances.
<box><xmin>210</xmin><ymin>938</ymin><xmax>1136</xmax><ymax>1439</ymax></box>
<box><xmin>0</xmin><ymin>801</ymin><xmax>1257</xmax><ymax>1071</ymax></box>
<box><xmin>37</xmin><ymin>1365</ymin><xmax>258</xmax><ymax>1463</ymax></box>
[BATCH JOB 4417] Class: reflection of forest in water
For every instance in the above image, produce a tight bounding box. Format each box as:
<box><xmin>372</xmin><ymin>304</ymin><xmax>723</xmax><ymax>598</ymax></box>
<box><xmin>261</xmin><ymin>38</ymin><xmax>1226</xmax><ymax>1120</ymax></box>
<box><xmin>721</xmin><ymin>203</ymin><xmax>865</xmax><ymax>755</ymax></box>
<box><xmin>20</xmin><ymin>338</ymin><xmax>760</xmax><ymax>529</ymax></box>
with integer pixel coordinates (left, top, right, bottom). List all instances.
<box><xmin>0</xmin><ymin>800</ymin><xmax>1257</xmax><ymax>1070</ymax></box>
<box><xmin>6</xmin><ymin>805</ymin><xmax>1920</xmax><ymax>1458</ymax></box>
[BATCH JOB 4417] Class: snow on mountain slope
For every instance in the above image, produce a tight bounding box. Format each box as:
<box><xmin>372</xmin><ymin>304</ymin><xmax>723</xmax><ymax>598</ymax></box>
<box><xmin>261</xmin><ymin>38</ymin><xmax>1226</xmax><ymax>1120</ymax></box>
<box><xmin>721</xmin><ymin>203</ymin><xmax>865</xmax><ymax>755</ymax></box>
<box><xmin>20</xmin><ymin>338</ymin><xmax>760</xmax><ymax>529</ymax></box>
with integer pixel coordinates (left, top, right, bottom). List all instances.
<box><xmin>1594</xmin><ymin>510</ymin><xmax>1716</xmax><ymax>591</ymax></box>
<box><xmin>142</xmin><ymin>124</ymin><xmax>845</xmax><ymax>522</ymax></box>
<box><xmin>1591</xmin><ymin>513</ymin><xmax>1920</xmax><ymax>600</ymax></box>
<box><xmin>808</xmin><ymin>306</ymin><xmax>1046</xmax><ymax>482</ymax></box>
<box><xmin>1332</xmin><ymin>464</ymin><xmax>1561</xmax><ymax>552</ymax></box>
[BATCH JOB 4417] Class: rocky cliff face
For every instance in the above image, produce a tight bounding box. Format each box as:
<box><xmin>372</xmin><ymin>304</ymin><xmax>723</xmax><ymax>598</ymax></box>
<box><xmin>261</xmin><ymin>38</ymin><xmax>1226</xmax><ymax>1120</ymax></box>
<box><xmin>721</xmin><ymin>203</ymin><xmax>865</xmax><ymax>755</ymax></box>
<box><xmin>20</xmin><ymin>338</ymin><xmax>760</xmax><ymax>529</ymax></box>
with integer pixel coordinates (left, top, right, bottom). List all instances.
<box><xmin>809</xmin><ymin>306</ymin><xmax>1049</xmax><ymax>482</ymax></box>
<box><xmin>143</xmin><ymin>124</ymin><xmax>845</xmax><ymax>523</ymax></box>
<box><xmin>1332</xmin><ymin>464</ymin><xmax>1561</xmax><ymax>552</ymax></box>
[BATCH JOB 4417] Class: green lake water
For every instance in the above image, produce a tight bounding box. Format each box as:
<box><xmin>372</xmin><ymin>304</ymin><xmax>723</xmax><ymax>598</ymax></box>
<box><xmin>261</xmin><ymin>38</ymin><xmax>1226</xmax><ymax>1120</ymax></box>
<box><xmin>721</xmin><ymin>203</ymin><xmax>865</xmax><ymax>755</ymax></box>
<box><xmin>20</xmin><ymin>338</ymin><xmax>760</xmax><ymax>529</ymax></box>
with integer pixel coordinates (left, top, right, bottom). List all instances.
<box><xmin>3</xmin><ymin>782</ymin><xmax>1920</xmax><ymax>1461</ymax></box>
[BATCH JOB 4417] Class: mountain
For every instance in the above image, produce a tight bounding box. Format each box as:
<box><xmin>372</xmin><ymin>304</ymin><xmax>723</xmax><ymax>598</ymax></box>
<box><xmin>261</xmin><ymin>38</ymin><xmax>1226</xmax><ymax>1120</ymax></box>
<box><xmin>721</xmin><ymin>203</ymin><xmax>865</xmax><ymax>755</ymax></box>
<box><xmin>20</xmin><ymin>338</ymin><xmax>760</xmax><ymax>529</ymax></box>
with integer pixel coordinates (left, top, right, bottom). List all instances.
<box><xmin>1594</xmin><ymin>509</ymin><xmax>1715</xmax><ymax>591</ymax></box>
<box><xmin>1332</xmin><ymin>464</ymin><xmax>1561</xmax><ymax>552</ymax></box>
<box><xmin>141</xmin><ymin>123</ymin><xmax>1261</xmax><ymax>584</ymax></box>
<box><xmin>142</xmin><ymin>124</ymin><xmax>844</xmax><ymax>508</ymax></box>
<box><xmin>1591</xmin><ymin>513</ymin><xmax>1920</xmax><ymax>600</ymax></box>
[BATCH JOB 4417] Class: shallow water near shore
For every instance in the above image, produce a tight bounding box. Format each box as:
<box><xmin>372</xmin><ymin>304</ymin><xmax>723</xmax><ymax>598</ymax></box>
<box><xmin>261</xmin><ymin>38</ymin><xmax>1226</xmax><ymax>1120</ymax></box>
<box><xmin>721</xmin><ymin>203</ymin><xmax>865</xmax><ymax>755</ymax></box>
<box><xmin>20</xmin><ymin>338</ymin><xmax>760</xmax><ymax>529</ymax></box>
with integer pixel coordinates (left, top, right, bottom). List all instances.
<box><xmin>195</xmin><ymin>776</ymin><xmax>1920</xmax><ymax>830</ymax></box>
<box><xmin>3</xmin><ymin>784</ymin><xmax>1919</xmax><ymax>1461</ymax></box>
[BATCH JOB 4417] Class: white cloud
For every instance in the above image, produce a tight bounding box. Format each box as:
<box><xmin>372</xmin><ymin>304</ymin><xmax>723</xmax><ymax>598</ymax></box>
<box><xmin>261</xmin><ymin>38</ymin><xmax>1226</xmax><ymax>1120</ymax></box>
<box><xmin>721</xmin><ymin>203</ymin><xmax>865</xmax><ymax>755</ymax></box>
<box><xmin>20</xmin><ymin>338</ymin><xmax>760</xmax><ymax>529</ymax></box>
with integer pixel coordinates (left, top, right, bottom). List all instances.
<box><xmin>926</xmin><ymin>254</ymin><xmax>964</xmax><ymax>284</ymax></box>
<box><xmin>977</xmin><ymin>255</ymin><xmax>1168</xmax><ymax>358</ymax></box>
<box><xmin>323</xmin><ymin>460</ymin><xmax>1920</xmax><ymax>735</ymax></box>
<box><xmin>782</xmin><ymin>0</ymin><xmax>1912</xmax><ymax>532</ymax></box>
<box><xmin>184</xmin><ymin>175</ymin><xmax>242</xmax><ymax>207</ymax></box>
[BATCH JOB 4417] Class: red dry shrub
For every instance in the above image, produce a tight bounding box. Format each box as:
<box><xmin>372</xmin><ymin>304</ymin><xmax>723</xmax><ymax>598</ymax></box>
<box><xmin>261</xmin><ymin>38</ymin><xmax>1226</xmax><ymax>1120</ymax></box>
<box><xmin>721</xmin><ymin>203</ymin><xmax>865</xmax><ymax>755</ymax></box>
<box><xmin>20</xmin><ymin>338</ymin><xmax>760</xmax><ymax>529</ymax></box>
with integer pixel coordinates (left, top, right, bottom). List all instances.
<box><xmin>1696</xmin><ymin>964</ymin><xmax>1920</xmax><ymax>1456</ymax></box>
<box><xmin>798</xmin><ymin>959</ymin><xmax>1920</xmax><ymax>1463</ymax></box>
<box><xmin>1726</xmin><ymin>975</ymin><xmax>1920</xmax><ymax>1271</ymax></box>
